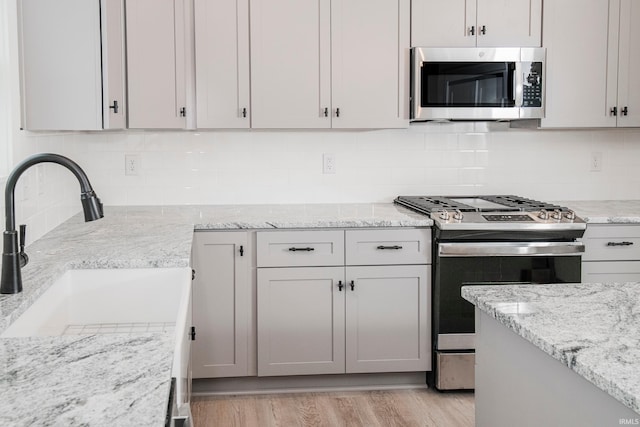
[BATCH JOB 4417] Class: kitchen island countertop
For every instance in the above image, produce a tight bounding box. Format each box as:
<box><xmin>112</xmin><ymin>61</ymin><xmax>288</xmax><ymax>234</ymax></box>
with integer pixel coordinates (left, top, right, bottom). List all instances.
<box><xmin>0</xmin><ymin>203</ymin><xmax>431</xmax><ymax>426</ymax></box>
<box><xmin>462</xmin><ymin>282</ymin><xmax>640</xmax><ymax>417</ymax></box>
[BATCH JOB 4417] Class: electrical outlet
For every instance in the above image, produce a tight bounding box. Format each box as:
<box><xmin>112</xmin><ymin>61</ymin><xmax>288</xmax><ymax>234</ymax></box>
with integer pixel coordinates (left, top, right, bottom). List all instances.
<box><xmin>125</xmin><ymin>154</ymin><xmax>141</xmax><ymax>176</ymax></box>
<box><xmin>590</xmin><ymin>152</ymin><xmax>603</xmax><ymax>172</ymax></box>
<box><xmin>323</xmin><ymin>153</ymin><xmax>336</xmax><ymax>174</ymax></box>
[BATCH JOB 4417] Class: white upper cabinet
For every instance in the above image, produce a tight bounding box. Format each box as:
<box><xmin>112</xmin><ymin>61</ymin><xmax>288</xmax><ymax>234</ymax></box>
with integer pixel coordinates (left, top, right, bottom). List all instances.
<box><xmin>125</xmin><ymin>0</ymin><xmax>189</xmax><ymax>129</ymax></box>
<box><xmin>541</xmin><ymin>0</ymin><xmax>640</xmax><ymax>128</ymax></box>
<box><xmin>411</xmin><ymin>0</ymin><xmax>541</xmax><ymax>47</ymax></box>
<box><xmin>249</xmin><ymin>0</ymin><xmax>331</xmax><ymax>128</ymax></box>
<box><xmin>249</xmin><ymin>0</ymin><xmax>409</xmax><ymax>129</ymax></box>
<box><xmin>194</xmin><ymin>0</ymin><xmax>250</xmax><ymax>128</ymax></box>
<box><xmin>616</xmin><ymin>0</ymin><xmax>640</xmax><ymax>127</ymax></box>
<box><xmin>18</xmin><ymin>0</ymin><xmax>126</xmax><ymax>130</ymax></box>
<box><xmin>331</xmin><ymin>0</ymin><xmax>409</xmax><ymax>129</ymax></box>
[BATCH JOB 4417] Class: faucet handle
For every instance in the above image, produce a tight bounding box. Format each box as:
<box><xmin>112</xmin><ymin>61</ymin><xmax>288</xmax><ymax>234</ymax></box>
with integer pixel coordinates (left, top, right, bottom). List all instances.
<box><xmin>19</xmin><ymin>224</ymin><xmax>29</xmax><ymax>268</ymax></box>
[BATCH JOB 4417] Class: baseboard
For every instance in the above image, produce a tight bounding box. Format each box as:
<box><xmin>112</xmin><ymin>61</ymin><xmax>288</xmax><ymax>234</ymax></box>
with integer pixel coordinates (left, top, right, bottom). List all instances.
<box><xmin>192</xmin><ymin>372</ymin><xmax>429</xmax><ymax>396</ymax></box>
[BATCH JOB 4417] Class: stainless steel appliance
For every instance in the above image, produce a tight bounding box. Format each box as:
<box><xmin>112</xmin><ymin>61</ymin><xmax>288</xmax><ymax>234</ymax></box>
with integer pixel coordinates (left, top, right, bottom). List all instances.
<box><xmin>394</xmin><ymin>195</ymin><xmax>585</xmax><ymax>390</ymax></box>
<box><xmin>411</xmin><ymin>47</ymin><xmax>545</xmax><ymax>121</ymax></box>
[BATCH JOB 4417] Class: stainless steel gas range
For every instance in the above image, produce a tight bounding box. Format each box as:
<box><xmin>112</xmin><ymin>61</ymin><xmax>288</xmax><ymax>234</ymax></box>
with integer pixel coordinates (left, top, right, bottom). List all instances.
<box><xmin>395</xmin><ymin>195</ymin><xmax>586</xmax><ymax>390</ymax></box>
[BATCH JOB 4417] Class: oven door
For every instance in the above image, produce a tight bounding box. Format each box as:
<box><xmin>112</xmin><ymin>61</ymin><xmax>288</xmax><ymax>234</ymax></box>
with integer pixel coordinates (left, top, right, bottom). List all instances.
<box><xmin>432</xmin><ymin>241</ymin><xmax>583</xmax><ymax>390</ymax></box>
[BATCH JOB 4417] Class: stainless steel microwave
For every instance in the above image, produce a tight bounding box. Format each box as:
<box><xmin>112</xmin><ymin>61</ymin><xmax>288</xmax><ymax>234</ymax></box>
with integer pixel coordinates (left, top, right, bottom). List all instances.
<box><xmin>411</xmin><ymin>47</ymin><xmax>545</xmax><ymax>121</ymax></box>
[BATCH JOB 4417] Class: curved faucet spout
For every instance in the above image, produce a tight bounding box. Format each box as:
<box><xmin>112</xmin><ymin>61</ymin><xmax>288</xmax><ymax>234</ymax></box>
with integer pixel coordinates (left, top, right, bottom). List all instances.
<box><xmin>1</xmin><ymin>153</ymin><xmax>104</xmax><ymax>294</ymax></box>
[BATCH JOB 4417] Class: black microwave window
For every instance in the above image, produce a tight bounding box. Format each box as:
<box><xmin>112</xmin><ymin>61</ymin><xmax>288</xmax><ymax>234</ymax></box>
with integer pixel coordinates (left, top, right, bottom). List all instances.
<box><xmin>421</xmin><ymin>62</ymin><xmax>516</xmax><ymax>108</ymax></box>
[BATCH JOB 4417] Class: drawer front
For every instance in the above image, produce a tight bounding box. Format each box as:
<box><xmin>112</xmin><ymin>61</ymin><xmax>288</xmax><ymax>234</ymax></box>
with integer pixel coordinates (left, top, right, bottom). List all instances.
<box><xmin>582</xmin><ymin>261</ymin><xmax>640</xmax><ymax>283</ymax></box>
<box><xmin>256</xmin><ymin>230</ymin><xmax>345</xmax><ymax>267</ymax></box>
<box><xmin>345</xmin><ymin>228</ymin><xmax>431</xmax><ymax>266</ymax></box>
<box><xmin>582</xmin><ymin>225</ymin><xmax>640</xmax><ymax>261</ymax></box>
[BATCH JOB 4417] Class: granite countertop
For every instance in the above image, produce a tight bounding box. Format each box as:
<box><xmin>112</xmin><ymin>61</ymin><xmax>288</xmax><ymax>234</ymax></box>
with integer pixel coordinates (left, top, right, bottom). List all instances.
<box><xmin>462</xmin><ymin>283</ymin><xmax>640</xmax><ymax>416</ymax></box>
<box><xmin>0</xmin><ymin>203</ymin><xmax>430</xmax><ymax>426</ymax></box>
<box><xmin>556</xmin><ymin>200</ymin><xmax>640</xmax><ymax>224</ymax></box>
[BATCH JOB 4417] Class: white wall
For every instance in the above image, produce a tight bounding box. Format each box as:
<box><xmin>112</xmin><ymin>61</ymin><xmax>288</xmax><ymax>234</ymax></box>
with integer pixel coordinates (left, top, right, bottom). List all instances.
<box><xmin>71</xmin><ymin>124</ymin><xmax>640</xmax><ymax>206</ymax></box>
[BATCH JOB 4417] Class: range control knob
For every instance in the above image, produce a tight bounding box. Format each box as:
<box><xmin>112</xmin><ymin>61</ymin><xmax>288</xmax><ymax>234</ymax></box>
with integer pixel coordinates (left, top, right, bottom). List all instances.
<box><xmin>453</xmin><ymin>209</ymin><xmax>464</xmax><ymax>221</ymax></box>
<box><xmin>565</xmin><ymin>210</ymin><xmax>576</xmax><ymax>221</ymax></box>
<box><xmin>538</xmin><ymin>210</ymin><xmax>549</xmax><ymax>220</ymax></box>
<box><xmin>439</xmin><ymin>210</ymin><xmax>450</xmax><ymax>221</ymax></box>
<box><xmin>551</xmin><ymin>209</ymin><xmax>563</xmax><ymax>220</ymax></box>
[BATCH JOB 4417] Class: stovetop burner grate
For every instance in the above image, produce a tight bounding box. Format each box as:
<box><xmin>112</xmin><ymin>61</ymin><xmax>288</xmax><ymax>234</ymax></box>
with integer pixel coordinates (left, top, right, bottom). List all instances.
<box><xmin>395</xmin><ymin>195</ymin><xmax>566</xmax><ymax>214</ymax></box>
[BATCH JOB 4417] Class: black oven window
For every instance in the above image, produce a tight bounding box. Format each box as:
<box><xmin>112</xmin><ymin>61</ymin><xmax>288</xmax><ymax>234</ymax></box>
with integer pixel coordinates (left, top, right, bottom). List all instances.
<box><xmin>421</xmin><ymin>62</ymin><xmax>516</xmax><ymax>108</ymax></box>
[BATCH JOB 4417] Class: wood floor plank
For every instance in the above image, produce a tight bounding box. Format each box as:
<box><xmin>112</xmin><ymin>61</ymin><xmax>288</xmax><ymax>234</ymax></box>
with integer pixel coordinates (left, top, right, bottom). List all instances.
<box><xmin>192</xmin><ymin>388</ymin><xmax>474</xmax><ymax>427</ymax></box>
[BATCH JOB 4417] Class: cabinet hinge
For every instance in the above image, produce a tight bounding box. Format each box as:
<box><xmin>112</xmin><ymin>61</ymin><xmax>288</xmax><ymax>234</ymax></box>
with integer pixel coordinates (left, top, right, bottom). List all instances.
<box><xmin>192</xmin><ymin>269</ymin><xmax>196</xmax><ymax>280</ymax></box>
<box><xmin>190</xmin><ymin>326</ymin><xmax>196</xmax><ymax>341</ymax></box>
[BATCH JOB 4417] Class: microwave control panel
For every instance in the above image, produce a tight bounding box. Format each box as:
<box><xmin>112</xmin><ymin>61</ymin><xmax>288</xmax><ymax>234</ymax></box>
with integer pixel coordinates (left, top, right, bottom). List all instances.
<box><xmin>522</xmin><ymin>62</ymin><xmax>543</xmax><ymax>108</ymax></box>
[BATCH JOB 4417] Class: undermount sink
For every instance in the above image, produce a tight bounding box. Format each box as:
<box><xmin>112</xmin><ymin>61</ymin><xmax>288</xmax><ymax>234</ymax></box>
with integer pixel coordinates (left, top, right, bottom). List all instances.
<box><xmin>2</xmin><ymin>267</ymin><xmax>191</xmax><ymax>338</ymax></box>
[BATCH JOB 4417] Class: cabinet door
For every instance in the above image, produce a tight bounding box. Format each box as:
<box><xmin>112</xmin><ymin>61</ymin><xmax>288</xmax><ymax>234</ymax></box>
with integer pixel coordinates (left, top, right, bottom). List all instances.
<box><xmin>194</xmin><ymin>0</ymin><xmax>250</xmax><ymax>128</ymax></box>
<box><xmin>249</xmin><ymin>0</ymin><xmax>331</xmax><ymax>128</ymax></box>
<box><xmin>126</xmin><ymin>0</ymin><xmax>187</xmax><ymax>128</ymax></box>
<box><xmin>476</xmin><ymin>0</ymin><xmax>541</xmax><ymax>47</ymax></box>
<box><xmin>100</xmin><ymin>0</ymin><xmax>126</xmax><ymax>129</ymax></box>
<box><xmin>541</xmin><ymin>0</ymin><xmax>618</xmax><ymax>128</ymax></box>
<box><xmin>192</xmin><ymin>232</ymin><xmax>250</xmax><ymax>378</ymax></box>
<box><xmin>411</xmin><ymin>0</ymin><xmax>476</xmax><ymax>47</ymax></box>
<box><xmin>18</xmin><ymin>0</ymin><xmax>104</xmax><ymax>130</ymax></box>
<box><xmin>331</xmin><ymin>0</ymin><xmax>409</xmax><ymax>128</ymax></box>
<box><xmin>616</xmin><ymin>0</ymin><xmax>640</xmax><ymax>127</ymax></box>
<box><xmin>257</xmin><ymin>267</ymin><xmax>345</xmax><ymax>376</ymax></box>
<box><xmin>345</xmin><ymin>265</ymin><xmax>430</xmax><ymax>373</ymax></box>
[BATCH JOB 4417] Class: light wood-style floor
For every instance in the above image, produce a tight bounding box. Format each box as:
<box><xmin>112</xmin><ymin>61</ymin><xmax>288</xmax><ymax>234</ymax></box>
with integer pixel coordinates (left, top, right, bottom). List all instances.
<box><xmin>191</xmin><ymin>388</ymin><xmax>474</xmax><ymax>427</ymax></box>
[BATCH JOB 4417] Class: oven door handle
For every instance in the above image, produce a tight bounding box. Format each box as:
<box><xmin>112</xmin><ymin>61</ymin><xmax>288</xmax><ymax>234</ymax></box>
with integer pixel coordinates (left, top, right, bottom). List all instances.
<box><xmin>438</xmin><ymin>241</ymin><xmax>585</xmax><ymax>257</ymax></box>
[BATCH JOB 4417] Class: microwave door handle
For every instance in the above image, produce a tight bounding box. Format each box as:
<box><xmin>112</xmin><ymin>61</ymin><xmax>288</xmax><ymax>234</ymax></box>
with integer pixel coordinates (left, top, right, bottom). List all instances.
<box><xmin>514</xmin><ymin>62</ymin><xmax>524</xmax><ymax>110</ymax></box>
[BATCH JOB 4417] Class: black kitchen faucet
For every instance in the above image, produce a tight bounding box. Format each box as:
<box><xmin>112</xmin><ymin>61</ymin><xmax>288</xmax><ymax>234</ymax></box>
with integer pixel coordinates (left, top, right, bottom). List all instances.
<box><xmin>1</xmin><ymin>153</ymin><xmax>103</xmax><ymax>294</ymax></box>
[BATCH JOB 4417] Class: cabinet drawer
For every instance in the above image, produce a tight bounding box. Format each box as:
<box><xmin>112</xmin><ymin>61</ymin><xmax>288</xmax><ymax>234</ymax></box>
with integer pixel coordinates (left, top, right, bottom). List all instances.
<box><xmin>345</xmin><ymin>229</ymin><xmax>431</xmax><ymax>266</ymax></box>
<box><xmin>582</xmin><ymin>225</ymin><xmax>640</xmax><ymax>261</ymax></box>
<box><xmin>582</xmin><ymin>261</ymin><xmax>640</xmax><ymax>283</ymax></box>
<box><xmin>257</xmin><ymin>231</ymin><xmax>345</xmax><ymax>267</ymax></box>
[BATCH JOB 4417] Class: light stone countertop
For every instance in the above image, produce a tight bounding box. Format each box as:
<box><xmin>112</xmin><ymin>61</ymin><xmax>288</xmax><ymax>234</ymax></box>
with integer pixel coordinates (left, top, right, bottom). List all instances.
<box><xmin>0</xmin><ymin>203</ymin><xmax>431</xmax><ymax>426</ymax></box>
<box><xmin>462</xmin><ymin>282</ymin><xmax>640</xmax><ymax>416</ymax></box>
<box><xmin>556</xmin><ymin>200</ymin><xmax>640</xmax><ymax>224</ymax></box>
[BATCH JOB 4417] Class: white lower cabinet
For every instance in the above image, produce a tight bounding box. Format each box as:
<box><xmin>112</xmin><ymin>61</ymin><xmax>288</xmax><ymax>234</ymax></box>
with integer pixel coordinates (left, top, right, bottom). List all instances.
<box><xmin>257</xmin><ymin>266</ymin><xmax>346</xmax><ymax>376</ymax></box>
<box><xmin>256</xmin><ymin>229</ymin><xmax>431</xmax><ymax>377</ymax></box>
<box><xmin>191</xmin><ymin>231</ymin><xmax>252</xmax><ymax>378</ymax></box>
<box><xmin>581</xmin><ymin>224</ymin><xmax>640</xmax><ymax>283</ymax></box>
<box><xmin>345</xmin><ymin>265</ymin><xmax>430</xmax><ymax>373</ymax></box>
